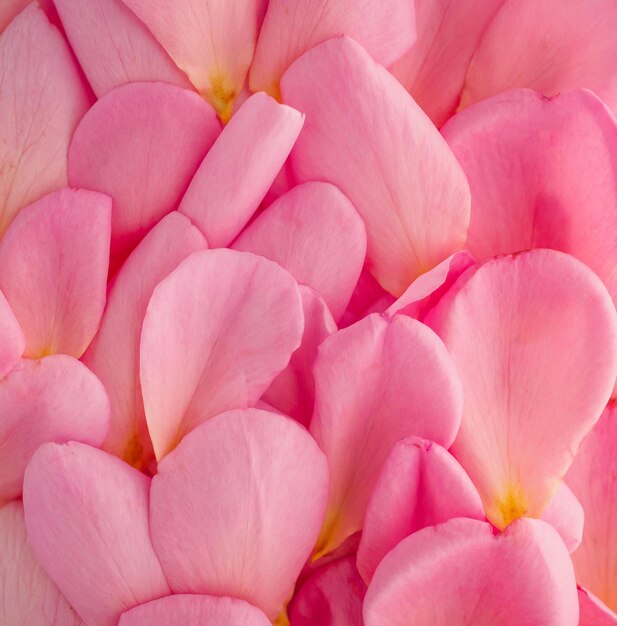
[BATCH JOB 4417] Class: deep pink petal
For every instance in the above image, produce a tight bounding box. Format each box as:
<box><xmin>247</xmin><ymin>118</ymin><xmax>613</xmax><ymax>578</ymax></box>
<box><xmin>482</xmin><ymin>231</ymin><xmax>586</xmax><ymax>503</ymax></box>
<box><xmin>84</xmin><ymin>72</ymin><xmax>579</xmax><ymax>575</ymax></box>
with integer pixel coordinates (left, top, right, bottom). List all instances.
<box><xmin>288</xmin><ymin>557</ymin><xmax>366</xmax><ymax>626</ymax></box>
<box><xmin>0</xmin><ymin>501</ymin><xmax>82</xmax><ymax>625</ymax></box>
<box><xmin>428</xmin><ymin>249</ymin><xmax>617</xmax><ymax>529</ymax></box>
<box><xmin>0</xmin><ymin>188</ymin><xmax>110</xmax><ymax>358</ymax></box>
<box><xmin>357</xmin><ymin>437</ymin><xmax>484</xmax><ymax>583</ymax></box>
<box><xmin>540</xmin><ymin>483</ymin><xmax>584</xmax><ymax>554</ymax></box>
<box><xmin>0</xmin><ymin>3</ymin><xmax>88</xmax><ymax>236</ymax></box>
<box><xmin>341</xmin><ymin>268</ymin><xmax>396</xmax><ymax>328</ymax></box>
<box><xmin>150</xmin><ymin>409</ymin><xmax>328</xmax><ymax>620</ymax></box>
<box><xmin>233</xmin><ymin>181</ymin><xmax>365</xmax><ymax>320</ymax></box>
<box><xmin>178</xmin><ymin>92</ymin><xmax>303</xmax><ymax>248</ymax></box>
<box><xmin>281</xmin><ymin>36</ymin><xmax>470</xmax><ymax>296</ymax></box>
<box><xmin>23</xmin><ymin>442</ymin><xmax>170</xmax><ymax>626</ymax></box>
<box><xmin>68</xmin><ymin>82</ymin><xmax>219</xmax><ymax>269</ymax></box>
<box><xmin>443</xmin><ymin>89</ymin><xmax>617</xmax><ymax>300</ymax></box>
<box><xmin>83</xmin><ymin>213</ymin><xmax>207</xmax><ymax>469</ymax></box>
<box><xmin>140</xmin><ymin>249</ymin><xmax>303</xmax><ymax>459</ymax></box>
<box><xmin>578</xmin><ymin>588</ymin><xmax>617</xmax><ymax>626</ymax></box>
<box><xmin>54</xmin><ymin>0</ymin><xmax>191</xmax><ymax>97</ymax></box>
<box><xmin>567</xmin><ymin>403</ymin><xmax>617</xmax><ymax>612</ymax></box>
<box><xmin>0</xmin><ymin>289</ymin><xmax>24</xmax><ymax>379</ymax></box>
<box><xmin>311</xmin><ymin>313</ymin><xmax>462</xmax><ymax>556</ymax></box>
<box><xmin>250</xmin><ymin>0</ymin><xmax>415</xmax><ymax>98</ymax></box>
<box><xmin>364</xmin><ymin>518</ymin><xmax>578</xmax><ymax>626</ymax></box>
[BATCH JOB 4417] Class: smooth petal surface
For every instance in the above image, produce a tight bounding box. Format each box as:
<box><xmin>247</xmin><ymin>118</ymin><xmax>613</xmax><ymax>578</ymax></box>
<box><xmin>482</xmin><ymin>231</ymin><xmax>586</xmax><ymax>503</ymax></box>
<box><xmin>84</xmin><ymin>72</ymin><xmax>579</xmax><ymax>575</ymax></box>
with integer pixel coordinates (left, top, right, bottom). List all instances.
<box><xmin>0</xmin><ymin>290</ymin><xmax>24</xmax><ymax>379</ymax></box>
<box><xmin>69</xmin><ymin>82</ymin><xmax>219</xmax><ymax>268</ymax></box>
<box><xmin>357</xmin><ymin>437</ymin><xmax>484</xmax><ymax>583</ymax></box>
<box><xmin>233</xmin><ymin>181</ymin><xmax>365</xmax><ymax>320</ymax></box>
<box><xmin>0</xmin><ymin>501</ymin><xmax>82</xmax><ymax>626</ymax></box>
<box><xmin>461</xmin><ymin>0</ymin><xmax>617</xmax><ymax>115</ymax></box>
<box><xmin>364</xmin><ymin>518</ymin><xmax>578</xmax><ymax>626</ymax></box>
<box><xmin>428</xmin><ymin>250</ymin><xmax>617</xmax><ymax>529</ymax></box>
<box><xmin>282</xmin><ymin>36</ymin><xmax>470</xmax><ymax>296</ymax></box>
<box><xmin>54</xmin><ymin>0</ymin><xmax>191</xmax><ymax>97</ymax></box>
<box><xmin>0</xmin><ymin>355</ymin><xmax>109</xmax><ymax>502</ymax></box>
<box><xmin>288</xmin><ymin>557</ymin><xmax>366</xmax><ymax>626</ymax></box>
<box><xmin>83</xmin><ymin>213</ymin><xmax>207</xmax><ymax>468</ymax></box>
<box><xmin>311</xmin><ymin>313</ymin><xmax>462</xmax><ymax>556</ymax></box>
<box><xmin>0</xmin><ymin>3</ymin><xmax>88</xmax><ymax>236</ymax></box>
<box><xmin>140</xmin><ymin>249</ymin><xmax>303</xmax><ymax>459</ymax></box>
<box><xmin>250</xmin><ymin>0</ymin><xmax>415</xmax><ymax>98</ymax></box>
<box><xmin>23</xmin><ymin>442</ymin><xmax>170</xmax><ymax>626</ymax></box>
<box><xmin>121</xmin><ymin>0</ymin><xmax>264</xmax><ymax>120</ymax></box>
<box><xmin>178</xmin><ymin>92</ymin><xmax>303</xmax><ymax>248</ymax></box>
<box><xmin>540</xmin><ymin>483</ymin><xmax>584</xmax><ymax>554</ymax></box>
<box><xmin>0</xmin><ymin>188</ymin><xmax>110</xmax><ymax>358</ymax></box>
<box><xmin>567</xmin><ymin>403</ymin><xmax>617</xmax><ymax>612</ymax></box>
<box><xmin>262</xmin><ymin>285</ymin><xmax>336</xmax><ymax>428</ymax></box>
<box><xmin>443</xmin><ymin>89</ymin><xmax>617</xmax><ymax>299</ymax></box>
<box><xmin>119</xmin><ymin>595</ymin><xmax>270</xmax><ymax>626</ymax></box>
<box><xmin>578</xmin><ymin>588</ymin><xmax>617</xmax><ymax>626</ymax></box>
<box><xmin>389</xmin><ymin>0</ymin><xmax>505</xmax><ymax>127</ymax></box>
<box><xmin>150</xmin><ymin>409</ymin><xmax>328</xmax><ymax>620</ymax></box>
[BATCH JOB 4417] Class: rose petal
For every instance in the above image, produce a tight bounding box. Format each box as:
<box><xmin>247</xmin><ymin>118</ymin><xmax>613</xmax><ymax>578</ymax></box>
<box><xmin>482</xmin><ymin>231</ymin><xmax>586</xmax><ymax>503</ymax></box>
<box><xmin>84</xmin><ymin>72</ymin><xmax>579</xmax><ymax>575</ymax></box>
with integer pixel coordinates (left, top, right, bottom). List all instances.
<box><xmin>0</xmin><ymin>289</ymin><xmax>24</xmax><ymax>379</ymax></box>
<box><xmin>540</xmin><ymin>482</ymin><xmax>584</xmax><ymax>554</ymax></box>
<box><xmin>578</xmin><ymin>588</ymin><xmax>617</xmax><ymax>626</ymax></box>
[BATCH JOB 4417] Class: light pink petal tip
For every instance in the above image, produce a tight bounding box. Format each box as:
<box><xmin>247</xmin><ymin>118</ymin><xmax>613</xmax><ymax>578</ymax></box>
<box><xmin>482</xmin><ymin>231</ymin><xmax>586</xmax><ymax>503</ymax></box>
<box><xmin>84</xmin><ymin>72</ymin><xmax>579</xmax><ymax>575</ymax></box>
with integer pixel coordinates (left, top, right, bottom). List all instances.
<box><xmin>0</xmin><ymin>3</ymin><xmax>88</xmax><ymax>237</ymax></box>
<box><xmin>0</xmin><ymin>501</ymin><xmax>82</xmax><ymax>626</ymax></box>
<box><xmin>179</xmin><ymin>92</ymin><xmax>303</xmax><ymax>248</ymax></box>
<box><xmin>149</xmin><ymin>409</ymin><xmax>328</xmax><ymax>620</ymax></box>
<box><xmin>282</xmin><ymin>36</ymin><xmax>470</xmax><ymax>296</ymax></box>
<box><xmin>250</xmin><ymin>0</ymin><xmax>415</xmax><ymax>98</ymax></box>
<box><xmin>119</xmin><ymin>595</ymin><xmax>270</xmax><ymax>626</ymax></box>
<box><xmin>83</xmin><ymin>212</ymin><xmax>207</xmax><ymax>469</ymax></box>
<box><xmin>578</xmin><ymin>588</ymin><xmax>617</xmax><ymax>626</ymax></box>
<box><xmin>428</xmin><ymin>249</ymin><xmax>617</xmax><ymax>530</ymax></box>
<box><xmin>121</xmin><ymin>0</ymin><xmax>265</xmax><ymax>121</ymax></box>
<box><xmin>460</xmin><ymin>0</ymin><xmax>617</xmax><ymax>116</ymax></box>
<box><xmin>0</xmin><ymin>290</ymin><xmax>24</xmax><ymax>379</ymax></box>
<box><xmin>443</xmin><ymin>88</ymin><xmax>617</xmax><ymax>301</ymax></box>
<box><xmin>54</xmin><ymin>0</ymin><xmax>191</xmax><ymax>97</ymax></box>
<box><xmin>23</xmin><ymin>442</ymin><xmax>170</xmax><ymax>626</ymax></box>
<box><xmin>364</xmin><ymin>518</ymin><xmax>578</xmax><ymax>626</ymax></box>
<box><xmin>311</xmin><ymin>313</ymin><xmax>462</xmax><ymax>557</ymax></box>
<box><xmin>289</xmin><ymin>557</ymin><xmax>366</xmax><ymax>626</ymax></box>
<box><xmin>0</xmin><ymin>188</ymin><xmax>111</xmax><ymax>358</ymax></box>
<box><xmin>233</xmin><ymin>181</ymin><xmax>366</xmax><ymax>320</ymax></box>
<box><xmin>68</xmin><ymin>82</ymin><xmax>219</xmax><ymax>269</ymax></box>
<box><xmin>357</xmin><ymin>437</ymin><xmax>484</xmax><ymax>583</ymax></box>
<box><xmin>540</xmin><ymin>482</ymin><xmax>584</xmax><ymax>554</ymax></box>
<box><xmin>567</xmin><ymin>403</ymin><xmax>617</xmax><ymax>613</ymax></box>
<box><xmin>140</xmin><ymin>248</ymin><xmax>303</xmax><ymax>459</ymax></box>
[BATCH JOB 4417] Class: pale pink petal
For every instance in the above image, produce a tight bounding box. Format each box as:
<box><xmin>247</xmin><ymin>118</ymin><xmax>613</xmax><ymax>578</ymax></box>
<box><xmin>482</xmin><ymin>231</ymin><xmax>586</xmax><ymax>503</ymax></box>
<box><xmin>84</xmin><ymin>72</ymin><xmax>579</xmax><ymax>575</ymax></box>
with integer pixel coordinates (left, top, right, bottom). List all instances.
<box><xmin>140</xmin><ymin>249</ymin><xmax>303</xmax><ymax>459</ymax></box>
<box><xmin>250</xmin><ymin>0</ymin><xmax>415</xmax><ymax>98</ymax></box>
<box><xmin>233</xmin><ymin>181</ymin><xmax>365</xmax><ymax>320</ymax></box>
<box><xmin>567</xmin><ymin>403</ymin><xmax>617</xmax><ymax>612</ymax></box>
<box><xmin>0</xmin><ymin>3</ymin><xmax>89</xmax><ymax>236</ymax></box>
<box><xmin>23</xmin><ymin>442</ymin><xmax>170</xmax><ymax>626</ymax></box>
<box><xmin>389</xmin><ymin>0</ymin><xmax>505</xmax><ymax>127</ymax></box>
<box><xmin>261</xmin><ymin>286</ymin><xmax>336</xmax><ymax>428</ymax></box>
<box><xmin>578</xmin><ymin>588</ymin><xmax>617</xmax><ymax>626</ymax></box>
<box><xmin>461</xmin><ymin>0</ymin><xmax>617</xmax><ymax>115</ymax></box>
<box><xmin>83</xmin><ymin>212</ymin><xmax>207</xmax><ymax>469</ymax></box>
<box><xmin>311</xmin><ymin>313</ymin><xmax>462</xmax><ymax>556</ymax></box>
<box><xmin>386</xmin><ymin>251</ymin><xmax>476</xmax><ymax>321</ymax></box>
<box><xmin>282</xmin><ymin>36</ymin><xmax>470</xmax><ymax>296</ymax></box>
<box><xmin>357</xmin><ymin>437</ymin><xmax>484</xmax><ymax>583</ymax></box>
<box><xmin>540</xmin><ymin>483</ymin><xmax>584</xmax><ymax>554</ymax></box>
<box><xmin>288</xmin><ymin>557</ymin><xmax>366</xmax><ymax>626</ymax></box>
<box><xmin>427</xmin><ymin>249</ymin><xmax>617</xmax><ymax>530</ymax></box>
<box><xmin>68</xmin><ymin>82</ymin><xmax>219</xmax><ymax>269</ymax></box>
<box><xmin>364</xmin><ymin>518</ymin><xmax>578</xmax><ymax>626</ymax></box>
<box><xmin>0</xmin><ymin>289</ymin><xmax>24</xmax><ymax>379</ymax></box>
<box><xmin>178</xmin><ymin>92</ymin><xmax>303</xmax><ymax>248</ymax></box>
<box><xmin>54</xmin><ymin>0</ymin><xmax>191</xmax><ymax>97</ymax></box>
<box><xmin>0</xmin><ymin>188</ymin><xmax>111</xmax><ymax>358</ymax></box>
<box><xmin>121</xmin><ymin>0</ymin><xmax>264</xmax><ymax>120</ymax></box>
<box><xmin>0</xmin><ymin>355</ymin><xmax>109</xmax><ymax>502</ymax></box>
<box><xmin>149</xmin><ymin>409</ymin><xmax>328</xmax><ymax>620</ymax></box>
<box><xmin>0</xmin><ymin>0</ymin><xmax>29</xmax><ymax>32</ymax></box>
<box><xmin>119</xmin><ymin>595</ymin><xmax>270</xmax><ymax>626</ymax></box>
<box><xmin>0</xmin><ymin>501</ymin><xmax>83</xmax><ymax>626</ymax></box>
<box><xmin>443</xmin><ymin>89</ymin><xmax>617</xmax><ymax>300</ymax></box>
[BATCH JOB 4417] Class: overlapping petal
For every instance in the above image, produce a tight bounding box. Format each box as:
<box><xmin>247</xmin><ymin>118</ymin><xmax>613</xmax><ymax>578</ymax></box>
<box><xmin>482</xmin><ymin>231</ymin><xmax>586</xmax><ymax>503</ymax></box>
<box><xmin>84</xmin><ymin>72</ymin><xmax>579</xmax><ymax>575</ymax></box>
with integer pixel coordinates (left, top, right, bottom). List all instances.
<box><xmin>540</xmin><ymin>483</ymin><xmax>584</xmax><ymax>554</ymax></box>
<box><xmin>578</xmin><ymin>588</ymin><xmax>617</xmax><ymax>626</ymax></box>
<box><xmin>0</xmin><ymin>290</ymin><xmax>24</xmax><ymax>380</ymax></box>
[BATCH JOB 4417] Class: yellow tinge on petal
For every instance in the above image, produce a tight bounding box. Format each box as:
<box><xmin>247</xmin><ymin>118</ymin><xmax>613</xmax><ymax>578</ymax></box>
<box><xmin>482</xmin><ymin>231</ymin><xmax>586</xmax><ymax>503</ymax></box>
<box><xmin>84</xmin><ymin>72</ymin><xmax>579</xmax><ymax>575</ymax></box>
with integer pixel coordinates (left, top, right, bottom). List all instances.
<box><xmin>495</xmin><ymin>483</ymin><xmax>529</xmax><ymax>530</ymax></box>
<box><xmin>273</xmin><ymin>609</ymin><xmax>290</xmax><ymax>626</ymax></box>
<box><xmin>207</xmin><ymin>74</ymin><xmax>237</xmax><ymax>123</ymax></box>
